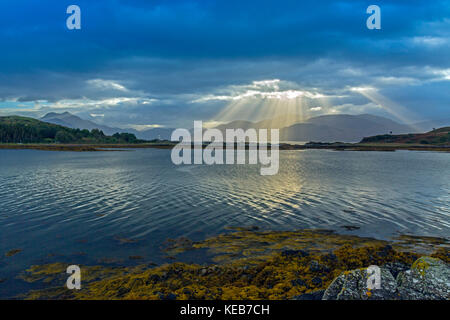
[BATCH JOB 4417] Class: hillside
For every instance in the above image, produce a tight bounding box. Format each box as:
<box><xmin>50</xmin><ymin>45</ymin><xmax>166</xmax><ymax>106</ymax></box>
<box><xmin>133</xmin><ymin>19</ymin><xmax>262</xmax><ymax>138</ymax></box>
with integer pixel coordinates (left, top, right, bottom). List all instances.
<box><xmin>280</xmin><ymin>114</ymin><xmax>417</xmax><ymax>142</ymax></box>
<box><xmin>41</xmin><ymin>112</ymin><xmax>175</xmax><ymax>140</ymax></box>
<box><xmin>0</xmin><ymin>116</ymin><xmax>141</xmax><ymax>144</ymax></box>
<box><xmin>41</xmin><ymin>112</ymin><xmax>127</xmax><ymax>136</ymax></box>
<box><xmin>214</xmin><ymin>114</ymin><xmax>417</xmax><ymax>142</ymax></box>
<box><xmin>360</xmin><ymin>127</ymin><xmax>450</xmax><ymax>145</ymax></box>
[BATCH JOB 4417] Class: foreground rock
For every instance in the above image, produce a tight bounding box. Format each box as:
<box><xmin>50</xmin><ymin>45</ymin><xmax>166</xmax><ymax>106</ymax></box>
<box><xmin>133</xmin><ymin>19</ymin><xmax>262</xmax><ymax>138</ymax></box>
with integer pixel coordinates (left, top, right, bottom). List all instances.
<box><xmin>397</xmin><ymin>257</ymin><xmax>450</xmax><ymax>300</ymax></box>
<box><xmin>322</xmin><ymin>267</ymin><xmax>398</xmax><ymax>300</ymax></box>
<box><xmin>323</xmin><ymin>257</ymin><xmax>449</xmax><ymax>300</ymax></box>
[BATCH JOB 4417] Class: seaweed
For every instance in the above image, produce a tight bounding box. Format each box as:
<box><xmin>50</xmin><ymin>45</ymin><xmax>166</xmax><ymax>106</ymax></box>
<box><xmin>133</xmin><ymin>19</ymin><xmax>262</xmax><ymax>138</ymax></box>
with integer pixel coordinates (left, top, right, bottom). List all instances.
<box><xmin>19</xmin><ymin>229</ymin><xmax>449</xmax><ymax>300</ymax></box>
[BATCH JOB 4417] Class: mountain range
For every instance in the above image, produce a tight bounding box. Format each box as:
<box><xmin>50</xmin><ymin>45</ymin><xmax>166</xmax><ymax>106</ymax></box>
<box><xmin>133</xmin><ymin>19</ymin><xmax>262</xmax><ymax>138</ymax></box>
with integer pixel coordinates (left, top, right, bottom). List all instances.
<box><xmin>214</xmin><ymin>114</ymin><xmax>449</xmax><ymax>142</ymax></box>
<box><xmin>40</xmin><ymin>112</ymin><xmax>450</xmax><ymax>143</ymax></box>
<box><xmin>41</xmin><ymin>112</ymin><xmax>175</xmax><ymax>140</ymax></box>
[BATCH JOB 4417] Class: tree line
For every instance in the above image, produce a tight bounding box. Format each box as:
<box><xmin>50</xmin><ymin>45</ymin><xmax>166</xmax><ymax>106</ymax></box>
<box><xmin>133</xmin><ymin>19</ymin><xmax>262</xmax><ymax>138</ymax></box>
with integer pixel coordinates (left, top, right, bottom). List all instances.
<box><xmin>0</xmin><ymin>116</ymin><xmax>141</xmax><ymax>144</ymax></box>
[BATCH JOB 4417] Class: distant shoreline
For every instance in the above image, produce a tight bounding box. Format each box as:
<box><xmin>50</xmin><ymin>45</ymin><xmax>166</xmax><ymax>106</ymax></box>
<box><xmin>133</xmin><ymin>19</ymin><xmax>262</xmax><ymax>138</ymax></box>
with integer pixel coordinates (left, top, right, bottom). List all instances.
<box><xmin>0</xmin><ymin>142</ymin><xmax>449</xmax><ymax>152</ymax></box>
<box><xmin>285</xmin><ymin>142</ymin><xmax>450</xmax><ymax>152</ymax></box>
<box><xmin>0</xmin><ymin>143</ymin><xmax>174</xmax><ymax>152</ymax></box>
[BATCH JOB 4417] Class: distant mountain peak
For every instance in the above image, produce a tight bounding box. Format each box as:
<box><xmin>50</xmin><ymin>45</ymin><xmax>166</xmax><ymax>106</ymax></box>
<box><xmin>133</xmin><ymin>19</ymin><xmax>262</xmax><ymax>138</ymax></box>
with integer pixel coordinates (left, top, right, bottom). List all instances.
<box><xmin>42</xmin><ymin>111</ymin><xmax>76</xmax><ymax>119</ymax></box>
<box><xmin>41</xmin><ymin>112</ymin><xmax>59</xmax><ymax>118</ymax></box>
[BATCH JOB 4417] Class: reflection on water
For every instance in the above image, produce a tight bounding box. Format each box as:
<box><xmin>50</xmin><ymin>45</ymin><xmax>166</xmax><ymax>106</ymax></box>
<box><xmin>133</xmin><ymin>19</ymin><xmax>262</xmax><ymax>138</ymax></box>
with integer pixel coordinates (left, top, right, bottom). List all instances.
<box><xmin>0</xmin><ymin>148</ymin><xmax>449</xmax><ymax>297</ymax></box>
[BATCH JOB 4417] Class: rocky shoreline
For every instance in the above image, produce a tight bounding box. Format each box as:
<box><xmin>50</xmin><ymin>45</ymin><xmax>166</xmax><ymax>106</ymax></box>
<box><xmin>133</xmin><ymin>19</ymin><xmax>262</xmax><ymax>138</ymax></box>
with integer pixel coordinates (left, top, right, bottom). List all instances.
<box><xmin>14</xmin><ymin>229</ymin><xmax>449</xmax><ymax>300</ymax></box>
<box><xmin>294</xmin><ymin>256</ymin><xmax>449</xmax><ymax>300</ymax></box>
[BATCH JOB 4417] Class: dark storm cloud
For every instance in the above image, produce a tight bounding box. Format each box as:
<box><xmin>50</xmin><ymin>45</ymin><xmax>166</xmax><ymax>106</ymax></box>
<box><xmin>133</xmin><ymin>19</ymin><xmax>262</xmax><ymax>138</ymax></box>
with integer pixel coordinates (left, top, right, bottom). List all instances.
<box><xmin>0</xmin><ymin>0</ymin><xmax>448</xmax><ymax>126</ymax></box>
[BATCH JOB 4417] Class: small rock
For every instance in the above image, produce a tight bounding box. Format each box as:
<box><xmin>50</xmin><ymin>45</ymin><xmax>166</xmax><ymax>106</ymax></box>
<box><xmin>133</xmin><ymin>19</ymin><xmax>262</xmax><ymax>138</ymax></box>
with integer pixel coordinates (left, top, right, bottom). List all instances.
<box><xmin>309</xmin><ymin>260</ymin><xmax>320</xmax><ymax>272</ymax></box>
<box><xmin>340</xmin><ymin>225</ymin><xmax>360</xmax><ymax>231</ymax></box>
<box><xmin>129</xmin><ymin>255</ymin><xmax>144</xmax><ymax>260</ymax></box>
<box><xmin>311</xmin><ymin>277</ymin><xmax>323</xmax><ymax>287</ymax></box>
<box><xmin>182</xmin><ymin>288</ymin><xmax>192</xmax><ymax>295</ymax></box>
<box><xmin>5</xmin><ymin>249</ymin><xmax>22</xmax><ymax>257</ymax></box>
<box><xmin>290</xmin><ymin>279</ymin><xmax>307</xmax><ymax>287</ymax></box>
<box><xmin>240</xmin><ymin>275</ymin><xmax>249</xmax><ymax>281</ymax></box>
<box><xmin>147</xmin><ymin>274</ymin><xmax>161</xmax><ymax>283</ymax></box>
<box><xmin>322</xmin><ymin>253</ymin><xmax>338</xmax><ymax>264</ymax></box>
<box><xmin>292</xmin><ymin>290</ymin><xmax>325</xmax><ymax>300</ymax></box>
<box><xmin>309</xmin><ymin>260</ymin><xmax>330</xmax><ymax>273</ymax></box>
<box><xmin>117</xmin><ymin>287</ymin><xmax>130</xmax><ymax>297</ymax></box>
<box><xmin>281</xmin><ymin>249</ymin><xmax>309</xmax><ymax>258</ymax></box>
<box><xmin>376</xmin><ymin>245</ymin><xmax>394</xmax><ymax>258</ymax></box>
<box><xmin>164</xmin><ymin>293</ymin><xmax>177</xmax><ymax>300</ymax></box>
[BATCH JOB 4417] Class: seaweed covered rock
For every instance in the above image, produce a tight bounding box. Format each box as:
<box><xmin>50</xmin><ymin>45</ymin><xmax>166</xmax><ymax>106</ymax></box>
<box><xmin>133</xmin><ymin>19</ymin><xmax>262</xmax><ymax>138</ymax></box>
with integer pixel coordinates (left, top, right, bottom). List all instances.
<box><xmin>397</xmin><ymin>257</ymin><xmax>450</xmax><ymax>300</ymax></box>
<box><xmin>322</xmin><ymin>267</ymin><xmax>398</xmax><ymax>300</ymax></box>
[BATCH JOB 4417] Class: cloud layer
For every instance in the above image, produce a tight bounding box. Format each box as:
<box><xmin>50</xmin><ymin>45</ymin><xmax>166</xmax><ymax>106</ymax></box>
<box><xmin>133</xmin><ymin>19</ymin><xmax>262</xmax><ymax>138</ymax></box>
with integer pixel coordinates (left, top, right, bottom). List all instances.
<box><xmin>0</xmin><ymin>0</ymin><xmax>448</xmax><ymax>128</ymax></box>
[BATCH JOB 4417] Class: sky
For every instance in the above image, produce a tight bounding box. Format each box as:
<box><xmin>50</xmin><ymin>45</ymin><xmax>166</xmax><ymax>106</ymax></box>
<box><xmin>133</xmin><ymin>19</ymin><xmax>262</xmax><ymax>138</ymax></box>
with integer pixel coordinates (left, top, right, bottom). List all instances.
<box><xmin>0</xmin><ymin>0</ymin><xmax>449</xmax><ymax>129</ymax></box>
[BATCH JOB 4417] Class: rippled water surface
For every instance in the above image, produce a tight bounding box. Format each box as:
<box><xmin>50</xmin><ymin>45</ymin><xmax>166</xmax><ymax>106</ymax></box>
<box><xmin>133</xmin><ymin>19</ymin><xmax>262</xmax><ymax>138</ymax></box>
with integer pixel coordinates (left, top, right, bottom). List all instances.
<box><xmin>0</xmin><ymin>148</ymin><xmax>449</xmax><ymax>297</ymax></box>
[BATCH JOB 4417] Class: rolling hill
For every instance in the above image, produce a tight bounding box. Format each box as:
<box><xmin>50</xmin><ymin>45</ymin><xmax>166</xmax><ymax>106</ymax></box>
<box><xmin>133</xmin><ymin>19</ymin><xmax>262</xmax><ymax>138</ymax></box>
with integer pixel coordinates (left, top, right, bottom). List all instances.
<box><xmin>360</xmin><ymin>127</ymin><xmax>450</xmax><ymax>145</ymax></box>
<box><xmin>41</xmin><ymin>112</ymin><xmax>174</xmax><ymax>140</ymax></box>
<box><xmin>0</xmin><ymin>116</ymin><xmax>140</xmax><ymax>144</ymax></box>
<box><xmin>41</xmin><ymin>112</ymin><xmax>127</xmax><ymax>136</ymax></box>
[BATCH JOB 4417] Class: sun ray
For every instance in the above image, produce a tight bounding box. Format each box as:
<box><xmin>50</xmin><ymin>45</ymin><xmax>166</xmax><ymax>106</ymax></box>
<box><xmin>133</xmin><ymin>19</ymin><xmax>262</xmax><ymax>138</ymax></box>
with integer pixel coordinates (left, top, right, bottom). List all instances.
<box><xmin>352</xmin><ymin>87</ymin><xmax>421</xmax><ymax>131</ymax></box>
<box><xmin>210</xmin><ymin>94</ymin><xmax>314</xmax><ymax>128</ymax></box>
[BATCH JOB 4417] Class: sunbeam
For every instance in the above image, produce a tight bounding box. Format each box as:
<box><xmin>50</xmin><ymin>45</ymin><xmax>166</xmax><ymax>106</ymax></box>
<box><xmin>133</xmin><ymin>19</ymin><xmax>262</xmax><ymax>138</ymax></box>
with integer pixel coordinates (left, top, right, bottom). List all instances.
<box><xmin>208</xmin><ymin>80</ymin><xmax>332</xmax><ymax>129</ymax></box>
<box><xmin>351</xmin><ymin>87</ymin><xmax>421</xmax><ymax>130</ymax></box>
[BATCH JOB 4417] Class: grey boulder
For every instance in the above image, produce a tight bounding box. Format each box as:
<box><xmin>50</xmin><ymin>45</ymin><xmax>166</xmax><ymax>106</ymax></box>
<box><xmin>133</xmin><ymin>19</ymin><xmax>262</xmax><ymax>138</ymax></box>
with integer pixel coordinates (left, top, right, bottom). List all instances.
<box><xmin>322</xmin><ymin>267</ymin><xmax>398</xmax><ymax>300</ymax></box>
<box><xmin>397</xmin><ymin>256</ymin><xmax>450</xmax><ymax>300</ymax></box>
